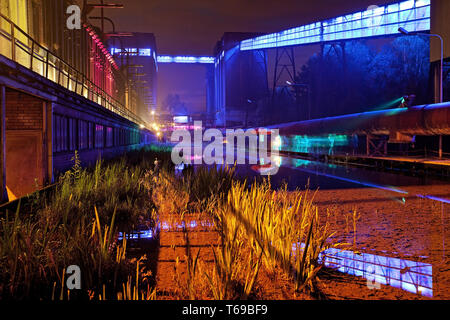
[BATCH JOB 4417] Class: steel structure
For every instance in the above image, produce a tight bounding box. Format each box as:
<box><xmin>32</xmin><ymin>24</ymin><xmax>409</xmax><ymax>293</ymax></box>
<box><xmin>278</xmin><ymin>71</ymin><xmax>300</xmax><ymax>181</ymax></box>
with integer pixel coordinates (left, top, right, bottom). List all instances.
<box><xmin>272</xmin><ymin>103</ymin><xmax>450</xmax><ymax>136</ymax></box>
<box><xmin>213</xmin><ymin>0</ymin><xmax>433</xmax><ymax>127</ymax></box>
<box><xmin>240</xmin><ymin>0</ymin><xmax>431</xmax><ymax>51</ymax></box>
<box><xmin>270</xmin><ymin>102</ymin><xmax>450</xmax><ymax>156</ymax></box>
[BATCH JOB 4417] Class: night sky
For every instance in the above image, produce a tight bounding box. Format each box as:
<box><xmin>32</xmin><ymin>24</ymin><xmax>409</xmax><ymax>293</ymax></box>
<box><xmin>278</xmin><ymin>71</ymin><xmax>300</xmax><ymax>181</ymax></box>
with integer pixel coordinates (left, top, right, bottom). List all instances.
<box><xmin>106</xmin><ymin>0</ymin><xmax>399</xmax><ymax>55</ymax></box>
<box><xmin>103</xmin><ymin>0</ymin><xmax>399</xmax><ymax>114</ymax></box>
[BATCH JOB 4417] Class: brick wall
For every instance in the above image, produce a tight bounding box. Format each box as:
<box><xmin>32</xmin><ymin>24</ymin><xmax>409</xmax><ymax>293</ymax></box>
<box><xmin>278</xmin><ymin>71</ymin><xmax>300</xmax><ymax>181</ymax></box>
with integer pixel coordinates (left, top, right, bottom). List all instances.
<box><xmin>5</xmin><ymin>88</ymin><xmax>43</xmax><ymax>130</ymax></box>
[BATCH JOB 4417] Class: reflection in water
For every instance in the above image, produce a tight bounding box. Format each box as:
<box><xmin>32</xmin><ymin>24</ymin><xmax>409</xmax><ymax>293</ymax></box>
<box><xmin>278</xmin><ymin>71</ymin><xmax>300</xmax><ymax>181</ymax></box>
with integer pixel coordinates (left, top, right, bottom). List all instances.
<box><xmin>281</xmin><ymin>134</ymin><xmax>352</xmax><ymax>155</ymax></box>
<box><xmin>118</xmin><ymin>230</ymin><xmax>154</xmax><ymax>240</ymax></box>
<box><xmin>247</xmin><ymin>156</ymin><xmax>450</xmax><ymax>205</ymax></box>
<box><xmin>175</xmin><ymin>163</ymin><xmax>185</xmax><ymax>171</ymax></box>
<box><xmin>117</xmin><ymin>220</ymin><xmax>214</xmax><ymax>241</ymax></box>
<box><xmin>160</xmin><ymin>220</ymin><xmax>213</xmax><ymax>231</ymax></box>
<box><xmin>126</xmin><ymin>151</ymin><xmax>447</xmax><ymax>298</ymax></box>
<box><xmin>281</xmin><ymin>161</ymin><xmax>409</xmax><ymax>194</ymax></box>
<box><xmin>417</xmin><ymin>194</ymin><xmax>450</xmax><ymax>204</ymax></box>
<box><xmin>120</xmin><ymin>222</ymin><xmax>434</xmax><ymax>297</ymax></box>
<box><xmin>319</xmin><ymin>248</ymin><xmax>433</xmax><ymax>297</ymax></box>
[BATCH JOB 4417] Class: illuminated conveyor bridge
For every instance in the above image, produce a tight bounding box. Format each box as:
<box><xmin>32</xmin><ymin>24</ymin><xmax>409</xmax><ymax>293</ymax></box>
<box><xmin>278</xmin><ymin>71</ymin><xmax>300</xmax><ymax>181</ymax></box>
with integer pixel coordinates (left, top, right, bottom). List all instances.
<box><xmin>157</xmin><ymin>56</ymin><xmax>215</xmax><ymax>64</ymax></box>
<box><xmin>239</xmin><ymin>0</ymin><xmax>431</xmax><ymax>51</ymax></box>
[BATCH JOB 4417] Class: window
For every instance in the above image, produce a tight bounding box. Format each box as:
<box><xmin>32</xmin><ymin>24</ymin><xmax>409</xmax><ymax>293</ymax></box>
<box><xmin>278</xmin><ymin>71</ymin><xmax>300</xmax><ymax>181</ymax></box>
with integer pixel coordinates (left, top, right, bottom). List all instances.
<box><xmin>132</xmin><ymin>129</ymin><xmax>137</xmax><ymax>145</ymax></box>
<box><xmin>95</xmin><ymin>124</ymin><xmax>104</xmax><ymax>148</ymax></box>
<box><xmin>68</xmin><ymin>118</ymin><xmax>77</xmax><ymax>151</ymax></box>
<box><xmin>121</xmin><ymin>128</ymin><xmax>126</xmax><ymax>145</ymax></box>
<box><xmin>53</xmin><ymin>115</ymin><xmax>68</xmax><ymax>153</ymax></box>
<box><xmin>79</xmin><ymin>120</ymin><xmax>88</xmax><ymax>150</ymax></box>
<box><xmin>114</xmin><ymin>127</ymin><xmax>120</xmax><ymax>146</ymax></box>
<box><xmin>106</xmin><ymin>127</ymin><xmax>113</xmax><ymax>147</ymax></box>
<box><xmin>88</xmin><ymin>122</ymin><xmax>94</xmax><ymax>149</ymax></box>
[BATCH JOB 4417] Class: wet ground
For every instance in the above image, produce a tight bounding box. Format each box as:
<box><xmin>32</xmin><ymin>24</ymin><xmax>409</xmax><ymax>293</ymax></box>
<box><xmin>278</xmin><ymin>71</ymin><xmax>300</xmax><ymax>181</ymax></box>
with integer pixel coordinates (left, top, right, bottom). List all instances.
<box><xmin>134</xmin><ymin>151</ymin><xmax>450</xmax><ymax>299</ymax></box>
<box><xmin>234</xmin><ymin>155</ymin><xmax>450</xmax><ymax>298</ymax></box>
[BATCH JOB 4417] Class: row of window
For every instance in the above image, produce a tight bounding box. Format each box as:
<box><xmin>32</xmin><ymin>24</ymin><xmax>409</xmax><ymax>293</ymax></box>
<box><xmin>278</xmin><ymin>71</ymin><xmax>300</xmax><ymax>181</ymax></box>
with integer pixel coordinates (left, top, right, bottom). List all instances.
<box><xmin>53</xmin><ymin>114</ymin><xmax>141</xmax><ymax>153</ymax></box>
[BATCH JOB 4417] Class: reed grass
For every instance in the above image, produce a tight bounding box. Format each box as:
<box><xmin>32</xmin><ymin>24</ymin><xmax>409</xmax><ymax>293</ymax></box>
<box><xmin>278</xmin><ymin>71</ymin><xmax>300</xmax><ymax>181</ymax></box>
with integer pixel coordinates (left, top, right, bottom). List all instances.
<box><xmin>208</xmin><ymin>179</ymin><xmax>342</xmax><ymax>296</ymax></box>
<box><xmin>0</xmin><ymin>145</ymin><xmax>347</xmax><ymax>300</ymax></box>
<box><xmin>150</xmin><ymin>164</ymin><xmax>236</xmax><ymax>215</ymax></box>
<box><xmin>0</xmin><ymin>147</ymin><xmax>170</xmax><ymax>300</ymax></box>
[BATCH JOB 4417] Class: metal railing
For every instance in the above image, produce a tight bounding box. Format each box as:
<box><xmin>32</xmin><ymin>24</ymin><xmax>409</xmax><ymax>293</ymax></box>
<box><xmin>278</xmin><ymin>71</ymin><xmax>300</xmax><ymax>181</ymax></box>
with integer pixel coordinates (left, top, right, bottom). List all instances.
<box><xmin>0</xmin><ymin>13</ymin><xmax>146</xmax><ymax>127</ymax></box>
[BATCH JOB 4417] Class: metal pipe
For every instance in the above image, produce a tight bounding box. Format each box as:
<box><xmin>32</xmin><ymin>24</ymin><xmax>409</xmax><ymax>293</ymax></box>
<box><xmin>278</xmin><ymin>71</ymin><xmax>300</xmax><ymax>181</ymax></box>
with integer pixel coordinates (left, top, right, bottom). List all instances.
<box><xmin>269</xmin><ymin>102</ymin><xmax>450</xmax><ymax>137</ymax></box>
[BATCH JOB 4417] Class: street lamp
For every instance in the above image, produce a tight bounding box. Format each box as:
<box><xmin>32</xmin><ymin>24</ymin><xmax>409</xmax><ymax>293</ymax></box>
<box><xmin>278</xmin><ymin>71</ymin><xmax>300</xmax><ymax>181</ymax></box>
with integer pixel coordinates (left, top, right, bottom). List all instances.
<box><xmin>398</xmin><ymin>27</ymin><xmax>443</xmax><ymax>104</ymax></box>
<box><xmin>86</xmin><ymin>1</ymin><xmax>124</xmax><ymax>33</ymax></box>
<box><xmin>399</xmin><ymin>27</ymin><xmax>445</xmax><ymax>159</ymax></box>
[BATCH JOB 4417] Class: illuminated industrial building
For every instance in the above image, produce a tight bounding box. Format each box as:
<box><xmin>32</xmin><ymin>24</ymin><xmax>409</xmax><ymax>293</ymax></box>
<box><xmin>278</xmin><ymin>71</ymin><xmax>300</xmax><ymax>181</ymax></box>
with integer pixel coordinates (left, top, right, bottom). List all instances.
<box><xmin>0</xmin><ymin>0</ymin><xmax>155</xmax><ymax>201</ymax></box>
<box><xmin>110</xmin><ymin>32</ymin><xmax>158</xmax><ymax>124</ymax></box>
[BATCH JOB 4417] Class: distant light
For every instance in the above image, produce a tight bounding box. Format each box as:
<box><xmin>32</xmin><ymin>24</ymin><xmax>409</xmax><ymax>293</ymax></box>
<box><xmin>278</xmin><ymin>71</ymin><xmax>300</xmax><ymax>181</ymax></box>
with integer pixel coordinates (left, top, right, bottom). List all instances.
<box><xmin>157</xmin><ymin>55</ymin><xmax>215</xmax><ymax>64</ymax></box>
<box><xmin>173</xmin><ymin>116</ymin><xmax>189</xmax><ymax>123</ymax></box>
<box><xmin>139</xmin><ymin>124</ymin><xmax>145</xmax><ymax>129</ymax></box>
<box><xmin>157</xmin><ymin>56</ymin><xmax>173</xmax><ymax>63</ymax></box>
<box><xmin>151</xmin><ymin>110</ymin><xmax>155</xmax><ymax>115</ymax></box>
<box><xmin>139</xmin><ymin>48</ymin><xmax>151</xmax><ymax>56</ymax></box>
<box><xmin>286</xmin><ymin>81</ymin><xmax>293</xmax><ymax>86</ymax></box>
<box><xmin>110</xmin><ymin>47</ymin><xmax>152</xmax><ymax>56</ymax></box>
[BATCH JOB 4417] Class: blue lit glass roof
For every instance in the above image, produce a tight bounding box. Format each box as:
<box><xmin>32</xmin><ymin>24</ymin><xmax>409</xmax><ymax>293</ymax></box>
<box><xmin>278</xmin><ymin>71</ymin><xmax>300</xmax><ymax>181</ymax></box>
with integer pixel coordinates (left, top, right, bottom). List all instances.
<box><xmin>110</xmin><ymin>47</ymin><xmax>152</xmax><ymax>56</ymax></box>
<box><xmin>157</xmin><ymin>55</ymin><xmax>215</xmax><ymax>64</ymax></box>
<box><xmin>240</xmin><ymin>0</ymin><xmax>430</xmax><ymax>51</ymax></box>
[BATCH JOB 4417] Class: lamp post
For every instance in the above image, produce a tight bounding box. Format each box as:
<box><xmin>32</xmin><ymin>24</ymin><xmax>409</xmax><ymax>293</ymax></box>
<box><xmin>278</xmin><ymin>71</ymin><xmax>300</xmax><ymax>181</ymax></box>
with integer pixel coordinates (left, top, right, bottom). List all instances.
<box><xmin>398</xmin><ymin>27</ymin><xmax>444</xmax><ymax>158</ymax></box>
<box><xmin>398</xmin><ymin>27</ymin><xmax>443</xmax><ymax>103</ymax></box>
<box><xmin>87</xmin><ymin>0</ymin><xmax>124</xmax><ymax>33</ymax></box>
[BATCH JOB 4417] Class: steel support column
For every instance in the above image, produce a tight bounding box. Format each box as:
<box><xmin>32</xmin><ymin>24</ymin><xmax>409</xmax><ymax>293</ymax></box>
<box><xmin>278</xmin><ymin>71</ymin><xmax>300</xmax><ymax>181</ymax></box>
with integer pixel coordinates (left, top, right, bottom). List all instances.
<box><xmin>271</xmin><ymin>46</ymin><xmax>296</xmax><ymax>125</ymax></box>
<box><xmin>366</xmin><ymin>134</ymin><xmax>388</xmax><ymax>157</ymax></box>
